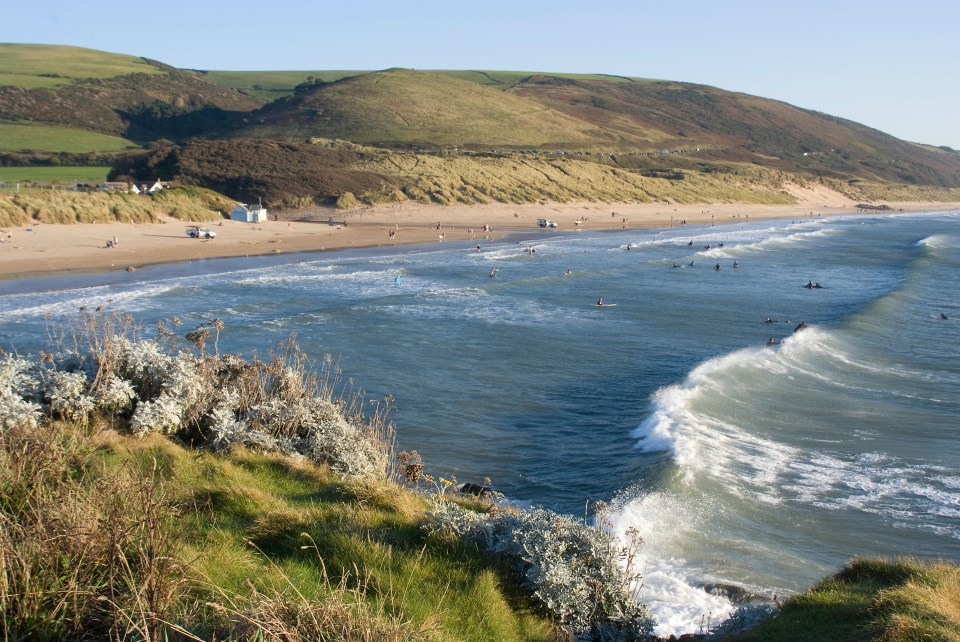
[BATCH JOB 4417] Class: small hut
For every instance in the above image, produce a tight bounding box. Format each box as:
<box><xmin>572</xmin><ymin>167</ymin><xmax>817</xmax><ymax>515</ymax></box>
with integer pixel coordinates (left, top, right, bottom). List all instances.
<box><xmin>229</xmin><ymin>203</ymin><xmax>268</xmax><ymax>223</ymax></box>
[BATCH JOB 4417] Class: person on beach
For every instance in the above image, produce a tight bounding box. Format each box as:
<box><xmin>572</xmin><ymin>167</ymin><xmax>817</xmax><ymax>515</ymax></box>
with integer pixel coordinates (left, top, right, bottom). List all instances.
<box><xmin>112</xmin><ymin>235</ymin><xmax>119</xmax><ymax>247</ymax></box>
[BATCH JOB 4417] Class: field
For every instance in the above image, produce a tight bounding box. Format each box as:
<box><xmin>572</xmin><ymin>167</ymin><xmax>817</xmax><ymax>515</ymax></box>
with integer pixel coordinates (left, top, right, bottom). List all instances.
<box><xmin>0</xmin><ymin>123</ymin><xmax>140</xmax><ymax>153</ymax></box>
<box><xmin>0</xmin><ymin>43</ymin><xmax>162</xmax><ymax>88</ymax></box>
<box><xmin>0</xmin><ymin>165</ymin><xmax>111</xmax><ymax>183</ymax></box>
<box><xmin>201</xmin><ymin>69</ymin><xmax>368</xmax><ymax>99</ymax></box>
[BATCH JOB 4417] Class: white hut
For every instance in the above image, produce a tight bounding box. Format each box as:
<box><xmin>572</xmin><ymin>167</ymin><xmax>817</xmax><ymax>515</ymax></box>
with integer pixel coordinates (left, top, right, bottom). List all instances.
<box><xmin>229</xmin><ymin>203</ymin><xmax>268</xmax><ymax>223</ymax></box>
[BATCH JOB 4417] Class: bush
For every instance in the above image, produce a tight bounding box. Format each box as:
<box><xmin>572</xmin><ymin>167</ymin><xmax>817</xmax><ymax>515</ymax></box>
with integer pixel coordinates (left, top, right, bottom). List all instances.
<box><xmin>425</xmin><ymin>501</ymin><xmax>654</xmax><ymax>639</ymax></box>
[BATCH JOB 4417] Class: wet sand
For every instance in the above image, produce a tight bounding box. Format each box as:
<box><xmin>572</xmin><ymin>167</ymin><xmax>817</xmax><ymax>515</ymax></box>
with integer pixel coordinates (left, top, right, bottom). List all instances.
<box><xmin>1</xmin><ymin>191</ymin><xmax>955</xmax><ymax>279</ymax></box>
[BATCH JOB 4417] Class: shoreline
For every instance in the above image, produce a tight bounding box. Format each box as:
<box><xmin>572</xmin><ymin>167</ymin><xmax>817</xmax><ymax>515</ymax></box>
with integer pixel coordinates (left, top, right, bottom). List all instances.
<box><xmin>2</xmin><ymin>192</ymin><xmax>957</xmax><ymax>280</ymax></box>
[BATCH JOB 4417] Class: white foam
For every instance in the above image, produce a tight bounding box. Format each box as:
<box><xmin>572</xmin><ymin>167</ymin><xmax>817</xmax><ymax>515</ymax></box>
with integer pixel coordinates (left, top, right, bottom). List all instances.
<box><xmin>605</xmin><ymin>492</ymin><xmax>737</xmax><ymax>637</ymax></box>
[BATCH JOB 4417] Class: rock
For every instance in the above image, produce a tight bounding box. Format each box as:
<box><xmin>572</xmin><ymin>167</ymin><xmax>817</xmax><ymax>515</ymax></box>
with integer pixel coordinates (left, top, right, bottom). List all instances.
<box><xmin>458</xmin><ymin>482</ymin><xmax>493</xmax><ymax>498</ymax></box>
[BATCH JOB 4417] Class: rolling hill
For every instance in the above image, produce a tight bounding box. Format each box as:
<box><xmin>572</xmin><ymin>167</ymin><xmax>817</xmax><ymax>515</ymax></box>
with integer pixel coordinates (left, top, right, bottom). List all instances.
<box><xmin>2</xmin><ymin>44</ymin><xmax>960</xmax><ymax>207</ymax></box>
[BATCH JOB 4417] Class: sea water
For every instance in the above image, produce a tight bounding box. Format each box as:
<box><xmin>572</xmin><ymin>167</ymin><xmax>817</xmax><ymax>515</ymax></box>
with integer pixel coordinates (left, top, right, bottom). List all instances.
<box><xmin>1</xmin><ymin>211</ymin><xmax>958</xmax><ymax>636</ymax></box>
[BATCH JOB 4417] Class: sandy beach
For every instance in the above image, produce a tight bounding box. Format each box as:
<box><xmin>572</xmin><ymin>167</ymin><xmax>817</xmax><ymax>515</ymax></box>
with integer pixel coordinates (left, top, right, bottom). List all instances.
<box><xmin>1</xmin><ymin>186</ymin><xmax>956</xmax><ymax>279</ymax></box>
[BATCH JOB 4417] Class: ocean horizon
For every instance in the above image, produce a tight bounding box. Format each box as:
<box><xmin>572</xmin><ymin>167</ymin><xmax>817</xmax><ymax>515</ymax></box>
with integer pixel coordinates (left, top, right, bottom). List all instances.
<box><xmin>2</xmin><ymin>211</ymin><xmax>957</xmax><ymax>636</ymax></box>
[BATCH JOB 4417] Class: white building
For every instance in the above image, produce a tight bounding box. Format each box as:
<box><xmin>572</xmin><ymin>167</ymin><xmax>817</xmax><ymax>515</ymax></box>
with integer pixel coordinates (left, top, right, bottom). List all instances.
<box><xmin>229</xmin><ymin>203</ymin><xmax>268</xmax><ymax>223</ymax></box>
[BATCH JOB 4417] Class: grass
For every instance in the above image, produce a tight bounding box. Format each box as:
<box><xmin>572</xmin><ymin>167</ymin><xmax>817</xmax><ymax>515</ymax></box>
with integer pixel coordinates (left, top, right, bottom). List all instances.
<box><xmin>0</xmin><ymin>165</ymin><xmax>111</xmax><ymax>183</ymax></box>
<box><xmin>358</xmin><ymin>151</ymin><xmax>800</xmax><ymax>206</ymax></box>
<box><xmin>730</xmin><ymin>557</ymin><xmax>960</xmax><ymax>641</ymax></box>
<box><xmin>201</xmin><ymin>69</ymin><xmax>369</xmax><ymax>99</ymax></box>
<box><xmin>1</xmin><ymin>419</ymin><xmax>561</xmax><ymax>642</ymax></box>
<box><xmin>0</xmin><ymin>123</ymin><xmax>140</xmax><ymax>153</ymax></box>
<box><xmin>0</xmin><ymin>43</ymin><xmax>163</xmax><ymax>88</ymax></box>
<box><xmin>0</xmin><ymin>187</ymin><xmax>226</xmax><ymax>226</ymax></box>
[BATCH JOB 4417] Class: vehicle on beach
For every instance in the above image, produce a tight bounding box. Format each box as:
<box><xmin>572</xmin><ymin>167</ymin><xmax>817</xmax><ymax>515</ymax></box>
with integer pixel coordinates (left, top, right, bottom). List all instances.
<box><xmin>537</xmin><ymin>219</ymin><xmax>557</xmax><ymax>228</ymax></box>
<box><xmin>186</xmin><ymin>226</ymin><xmax>216</xmax><ymax>238</ymax></box>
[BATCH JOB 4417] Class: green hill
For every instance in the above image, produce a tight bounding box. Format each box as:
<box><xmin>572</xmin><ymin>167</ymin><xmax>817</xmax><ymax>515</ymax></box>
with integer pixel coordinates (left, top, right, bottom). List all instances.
<box><xmin>2</xmin><ymin>44</ymin><xmax>960</xmax><ymax>205</ymax></box>
<box><xmin>235</xmin><ymin>68</ymin><xmax>605</xmax><ymax>148</ymax></box>
<box><xmin>0</xmin><ymin>43</ymin><xmax>264</xmax><ymax>146</ymax></box>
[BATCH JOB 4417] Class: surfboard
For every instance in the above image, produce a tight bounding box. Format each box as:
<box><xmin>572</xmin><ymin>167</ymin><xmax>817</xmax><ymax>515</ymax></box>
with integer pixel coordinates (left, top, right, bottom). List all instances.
<box><xmin>595</xmin><ymin>303</ymin><xmax>617</xmax><ymax>307</ymax></box>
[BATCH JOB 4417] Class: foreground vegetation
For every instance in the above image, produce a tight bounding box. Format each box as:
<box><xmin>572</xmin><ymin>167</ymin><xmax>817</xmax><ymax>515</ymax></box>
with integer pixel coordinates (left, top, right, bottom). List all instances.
<box><xmin>0</xmin><ymin>313</ymin><xmax>657</xmax><ymax>640</ymax></box>
<box><xmin>733</xmin><ymin>558</ymin><xmax>960</xmax><ymax>641</ymax></box>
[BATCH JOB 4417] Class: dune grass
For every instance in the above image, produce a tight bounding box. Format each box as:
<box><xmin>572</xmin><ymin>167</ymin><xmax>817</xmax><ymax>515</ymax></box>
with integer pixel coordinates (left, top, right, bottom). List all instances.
<box><xmin>358</xmin><ymin>152</ymin><xmax>800</xmax><ymax>206</ymax></box>
<box><xmin>0</xmin><ymin>123</ymin><xmax>140</xmax><ymax>153</ymax></box>
<box><xmin>0</xmin><ymin>187</ymin><xmax>225</xmax><ymax>226</ymax></box>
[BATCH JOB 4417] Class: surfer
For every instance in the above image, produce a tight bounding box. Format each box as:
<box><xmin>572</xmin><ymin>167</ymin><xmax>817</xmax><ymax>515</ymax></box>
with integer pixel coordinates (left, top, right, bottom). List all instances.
<box><xmin>733</xmin><ymin>260</ymin><xmax>739</xmax><ymax>268</ymax></box>
<box><xmin>941</xmin><ymin>313</ymin><xmax>949</xmax><ymax>320</ymax></box>
<box><xmin>767</xmin><ymin>337</ymin><xmax>781</xmax><ymax>346</ymax></box>
<box><xmin>672</xmin><ymin>263</ymin><xmax>679</xmax><ymax>268</ymax></box>
<box><xmin>688</xmin><ymin>260</ymin><xmax>695</xmax><ymax>267</ymax></box>
<box><xmin>688</xmin><ymin>240</ymin><xmax>693</xmax><ymax>246</ymax></box>
<box><xmin>564</xmin><ymin>269</ymin><xmax>573</xmax><ymax>276</ymax></box>
<box><xmin>764</xmin><ymin>317</ymin><xmax>775</xmax><ymax>324</ymax></box>
<box><xmin>489</xmin><ymin>268</ymin><xmax>499</xmax><ymax>278</ymax></box>
<box><xmin>597</xmin><ymin>297</ymin><xmax>604</xmax><ymax>306</ymax></box>
<box><xmin>805</xmin><ymin>280</ymin><xmax>814</xmax><ymax>288</ymax></box>
<box><xmin>714</xmin><ymin>263</ymin><xmax>721</xmax><ymax>271</ymax></box>
<box><xmin>814</xmin><ymin>282</ymin><xmax>823</xmax><ymax>288</ymax></box>
<box><xmin>794</xmin><ymin>321</ymin><xmax>808</xmax><ymax>333</ymax></box>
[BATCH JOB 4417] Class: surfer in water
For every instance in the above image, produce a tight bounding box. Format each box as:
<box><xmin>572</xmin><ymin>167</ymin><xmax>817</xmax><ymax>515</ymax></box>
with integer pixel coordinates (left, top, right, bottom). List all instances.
<box><xmin>714</xmin><ymin>263</ymin><xmax>721</xmax><ymax>271</ymax></box>
<box><xmin>489</xmin><ymin>268</ymin><xmax>499</xmax><ymax>278</ymax></box>
<box><xmin>597</xmin><ymin>297</ymin><xmax>604</xmax><ymax>306</ymax></box>
<box><xmin>794</xmin><ymin>321</ymin><xmax>808</xmax><ymax>333</ymax></box>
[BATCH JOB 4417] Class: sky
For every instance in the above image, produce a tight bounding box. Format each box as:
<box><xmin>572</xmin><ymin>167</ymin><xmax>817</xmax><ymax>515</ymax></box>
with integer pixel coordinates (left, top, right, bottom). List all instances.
<box><xmin>4</xmin><ymin>0</ymin><xmax>959</xmax><ymax>148</ymax></box>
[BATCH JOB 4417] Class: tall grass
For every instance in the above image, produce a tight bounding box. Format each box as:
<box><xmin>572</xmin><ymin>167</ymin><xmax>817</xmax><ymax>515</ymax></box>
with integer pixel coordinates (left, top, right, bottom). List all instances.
<box><xmin>0</xmin><ymin>188</ymin><xmax>225</xmax><ymax>227</ymax></box>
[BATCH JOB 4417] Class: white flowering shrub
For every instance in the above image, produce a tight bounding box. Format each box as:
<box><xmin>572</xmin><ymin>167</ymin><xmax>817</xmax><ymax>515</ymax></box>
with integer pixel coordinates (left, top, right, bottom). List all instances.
<box><xmin>111</xmin><ymin>337</ymin><xmax>174</xmax><ymax>399</ymax></box>
<box><xmin>425</xmin><ymin>502</ymin><xmax>654</xmax><ymax>639</ymax></box>
<box><xmin>5</xmin><ymin>319</ymin><xmax>393</xmax><ymax>483</ymax></box>
<box><xmin>42</xmin><ymin>370</ymin><xmax>95</xmax><ymax>422</ymax></box>
<box><xmin>93</xmin><ymin>375</ymin><xmax>136</xmax><ymax>414</ymax></box>
<box><xmin>300</xmin><ymin>399</ymin><xmax>387</xmax><ymax>480</ymax></box>
<box><xmin>130</xmin><ymin>397</ymin><xmax>185</xmax><ymax>436</ymax></box>
<box><xmin>0</xmin><ymin>355</ymin><xmax>42</xmax><ymax>429</ymax></box>
<box><xmin>246</xmin><ymin>397</ymin><xmax>311</xmax><ymax>437</ymax></box>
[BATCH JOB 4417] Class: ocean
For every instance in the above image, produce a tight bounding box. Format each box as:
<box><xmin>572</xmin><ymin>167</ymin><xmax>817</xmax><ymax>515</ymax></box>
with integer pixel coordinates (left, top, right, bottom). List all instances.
<box><xmin>2</xmin><ymin>211</ymin><xmax>958</xmax><ymax>636</ymax></box>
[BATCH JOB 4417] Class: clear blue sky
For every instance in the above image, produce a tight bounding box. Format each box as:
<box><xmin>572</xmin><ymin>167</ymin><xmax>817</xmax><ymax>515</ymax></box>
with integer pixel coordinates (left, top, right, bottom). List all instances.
<box><xmin>5</xmin><ymin>0</ymin><xmax>959</xmax><ymax>148</ymax></box>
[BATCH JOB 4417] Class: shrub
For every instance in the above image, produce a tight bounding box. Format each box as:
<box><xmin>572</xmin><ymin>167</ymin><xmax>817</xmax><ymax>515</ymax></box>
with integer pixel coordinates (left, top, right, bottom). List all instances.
<box><xmin>425</xmin><ymin>502</ymin><xmax>654</xmax><ymax>639</ymax></box>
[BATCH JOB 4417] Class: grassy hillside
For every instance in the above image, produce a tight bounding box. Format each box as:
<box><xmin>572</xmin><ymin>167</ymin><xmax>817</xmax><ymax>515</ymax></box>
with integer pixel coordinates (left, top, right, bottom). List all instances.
<box><xmin>201</xmin><ymin>69</ymin><xmax>368</xmax><ymax>100</ymax></box>
<box><xmin>730</xmin><ymin>558</ymin><xmax>960</xmax><ymax>642</ymax></box>
<box><xmin>109</xmin><ymin>137</ymin><xmax>960</xmax><ymax>210</ymax></box>
<box><xmin>0</xmin><ymin>122</ymin><xmax>139</xmax><ymax>152</ymax></box>
<box><xmin>2</xmin><ymin>44</ymin><xmax>959</xmax><ymax>202</ymax></box>
<box><xmin>236</xmin><ymin>68</ymin><xmax>605</xmax><ymax>148</ymax></box>
<box><xmin>0</xmin><ymin>43</ymin><xmax>163</xmax><ymax>88</ymax></box>
<box><xmin>0</xmin><ymin>165</ymin><xmax>110</xmax><ymax>183</ymax></box>
<box><xmin>0</xmin><ymin>44</ymin><xmax>264</xmax><ymax>143</ymax></box>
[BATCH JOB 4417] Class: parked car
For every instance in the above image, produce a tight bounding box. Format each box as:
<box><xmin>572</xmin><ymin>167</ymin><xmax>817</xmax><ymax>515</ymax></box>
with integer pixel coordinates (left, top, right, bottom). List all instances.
<box><xmin>186</xmin><ymin>227</ymin><xmax>216</xmax><ymax>238</ymax></box>
<box><xmin>537</xmin><ymin>219</ymin><xmax>558</xmax><ymax>228</ymax></box>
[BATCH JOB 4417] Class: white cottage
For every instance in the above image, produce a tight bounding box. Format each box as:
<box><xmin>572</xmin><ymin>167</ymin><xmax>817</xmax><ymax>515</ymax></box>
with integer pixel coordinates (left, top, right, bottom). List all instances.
<box><xmin>229</xmin><ymin>203</ymin><xmax>268</xmax><ymax>223</ymax></box>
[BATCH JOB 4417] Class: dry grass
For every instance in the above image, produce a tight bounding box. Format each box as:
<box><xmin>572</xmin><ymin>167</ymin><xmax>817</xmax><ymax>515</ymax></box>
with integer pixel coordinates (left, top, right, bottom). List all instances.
<box><xmin>0</xmin><ymin>188</ymin><xmax>225</xmax><ymax>227</ymax></box>
<box><xmin>0</xmin><ymin>420</ymin><xmax>186</xmax><ymax>641</ymax></box>
<box><xmin>358</xmin><ymin>152</ymin><xmax>801</xmax><ymax>206</ymax></box>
